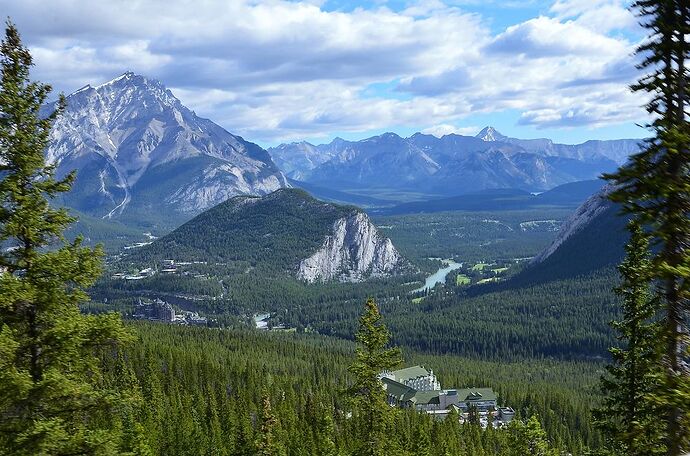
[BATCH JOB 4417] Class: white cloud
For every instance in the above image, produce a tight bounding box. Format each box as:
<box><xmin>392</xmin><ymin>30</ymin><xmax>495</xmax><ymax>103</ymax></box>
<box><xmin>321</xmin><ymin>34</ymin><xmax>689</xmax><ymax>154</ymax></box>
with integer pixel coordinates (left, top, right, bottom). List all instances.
<box><xmin>1</xmin><ymin>0</ymin><xmax>647</xmax><ymax>143</ymax></box>
<box><xmin>422</xmin><ymin>124</ymin><xmax>480</xmax><ymax>137</ymax></box>
<box><xmin>487</xmin><ymin>16</ymin><xmax>628</xmax><ymax>57</ymax></box>
<box><xmin>550</xmin><ymin>0</ymin><xmax>636</xmax><ymax>33</ymax></box>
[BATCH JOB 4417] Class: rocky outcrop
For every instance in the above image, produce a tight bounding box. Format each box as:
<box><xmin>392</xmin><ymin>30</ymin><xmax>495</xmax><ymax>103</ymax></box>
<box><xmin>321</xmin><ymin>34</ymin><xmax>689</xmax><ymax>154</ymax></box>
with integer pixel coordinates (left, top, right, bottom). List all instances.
<box><xmin>298</xmin><ymin>212</ymin><xmax>405</xmax><ymax>283</ymax></box>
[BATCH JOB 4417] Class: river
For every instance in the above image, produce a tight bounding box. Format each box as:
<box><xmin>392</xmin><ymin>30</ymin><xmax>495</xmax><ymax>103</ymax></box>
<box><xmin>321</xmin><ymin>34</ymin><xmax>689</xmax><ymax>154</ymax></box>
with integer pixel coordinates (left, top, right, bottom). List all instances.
<box><xmin>411</xmin><ymin>259</ymin><xmax>462</xmax><ymax>294</ymax></box>
<box><xmin>254</xmin><ymin>313</ymin><xmax>271</xmax><ymax>330</ymax></box>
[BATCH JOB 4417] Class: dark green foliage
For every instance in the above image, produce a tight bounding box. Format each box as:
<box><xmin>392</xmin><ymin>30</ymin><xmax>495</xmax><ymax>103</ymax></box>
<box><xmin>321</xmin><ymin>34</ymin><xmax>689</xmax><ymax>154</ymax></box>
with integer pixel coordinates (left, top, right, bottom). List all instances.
<box><xmin>129</xmin><ymin>188</ymin><xmax>355</xmax><ymax>269</ymax></box>
<box><xmin>257</xmin><ymin>394</ymin><xmax>285</xmax><ymax>456</ymax></box>
<box><xmin>513</xmin><ymin>205</ymin><xmax>629</xmax><ymax>286</ymax></box>
<box><xmin>283</xmin><ymin>268</ymin><xmax>620</xmax><ymax>360</ymax></box>
<box><xmin>348</xmin><ymin>298</ymin><xmax>402</xmax><ymax>456</ymax></box>
<box><xmin>506</xmin><ymin>415</ymin><xmax>557</xmax><ymax>456</ymax></box>
<box><xmin>374</xmin><ymin>208</ymin><xmax>571</xmax><ymax>266</ymax></box>
<box><xmin>100</xmin><ymin>187</ymin><xmax>425</xmax><ymax>315</ymax></box>
<box><xmin>604</xmin><ymin>1</ymin><xmax>690</xmax><ymax>453</ymax></box>
<box><xmin>108</xmin><ymin>323</ymin><xmax>591</xmax><ymax>455</ymax></box>
<box><xmin>0</xmin><ymin>22</ymin><xmax>134</xmax><ymax>455</ymax></box>
<box><xmin>595</xmin><ymin>222</ymin><xmax>665</xmax><ymax>455</ymax></box>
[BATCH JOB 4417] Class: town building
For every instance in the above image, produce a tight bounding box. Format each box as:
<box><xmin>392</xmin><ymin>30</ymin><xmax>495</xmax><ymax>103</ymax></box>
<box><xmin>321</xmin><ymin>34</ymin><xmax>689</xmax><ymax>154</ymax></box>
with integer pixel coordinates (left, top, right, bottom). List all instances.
<box><xmin>133</xmin><ymin>298</ymin><xmax>175</xmax><ymax>322</ymax></box>
<box><xmin>379</xmin><ymin>365</ymin><xmax>514</xmax><ymax>427</ymax></box>
<box><xmin>132</xmin><ymin>298</ymin><xmax>208</xmax><ymax>326</ymax></box>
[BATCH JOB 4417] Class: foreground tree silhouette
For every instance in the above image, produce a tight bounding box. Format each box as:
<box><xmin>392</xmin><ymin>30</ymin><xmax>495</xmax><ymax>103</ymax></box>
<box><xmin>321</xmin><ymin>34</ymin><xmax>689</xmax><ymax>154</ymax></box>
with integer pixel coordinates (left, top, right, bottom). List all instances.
<box><xmin>605</xmin><ymin>1</ymin><xmax>690</xmax><ymax>454</ymax></box>
<box><xmin>595</xmin><ymin>222</ymin><xmax>665</xmax><ymax>455</ymax></box>
<box><xmin>0</xmin><ymin>22</ymin><xmax>133</xmax><ymax>455</ymax></box>
<box><xmin>348</xmin><ymin>298</ymin><xmax>401</xmax><ymax>456</ymax></box>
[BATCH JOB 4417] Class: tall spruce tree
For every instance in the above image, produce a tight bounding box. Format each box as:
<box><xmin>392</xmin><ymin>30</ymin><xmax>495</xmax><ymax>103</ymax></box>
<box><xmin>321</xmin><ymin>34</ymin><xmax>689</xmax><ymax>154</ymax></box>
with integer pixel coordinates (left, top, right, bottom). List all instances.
<box><xmin>595</xmin><ymin>222</ymin><xmax>664</xmax><ymax>455</ymax></box>
<box><xmin>0</xmin><ymin>22</ymin><xmax>133</xmax><ymax>455</ymax></box>
<box><xmin>256</xmin><ymin>394</ymin><xmax>285</xmax><ymax>456</ymax></box>
<box><xmin>605</xmin><ymin>1</ymin><xmax>690</xmax><ymax>454</ymax></box>
<box><xmin>347</xmin><ymin>298</ymin><xmax>402</xmax><ymax>456</ymax></box>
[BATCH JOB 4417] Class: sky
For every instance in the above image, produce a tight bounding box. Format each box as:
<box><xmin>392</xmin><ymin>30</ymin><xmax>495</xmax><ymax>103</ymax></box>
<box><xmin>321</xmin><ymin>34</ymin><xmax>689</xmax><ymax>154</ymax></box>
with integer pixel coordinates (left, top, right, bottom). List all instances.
<box><xmin>1</xmin><ymin>0</ymin><xmax>649</xmax><ymax>147</ymax></box>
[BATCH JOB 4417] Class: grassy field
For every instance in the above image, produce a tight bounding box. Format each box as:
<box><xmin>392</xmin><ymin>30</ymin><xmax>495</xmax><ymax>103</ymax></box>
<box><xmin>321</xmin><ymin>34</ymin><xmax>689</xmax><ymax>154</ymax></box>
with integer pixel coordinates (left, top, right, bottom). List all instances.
<box><xmin>456</xmin><ymin>274</ymin><xmax>471</xmax><ymax>285</ymax></box>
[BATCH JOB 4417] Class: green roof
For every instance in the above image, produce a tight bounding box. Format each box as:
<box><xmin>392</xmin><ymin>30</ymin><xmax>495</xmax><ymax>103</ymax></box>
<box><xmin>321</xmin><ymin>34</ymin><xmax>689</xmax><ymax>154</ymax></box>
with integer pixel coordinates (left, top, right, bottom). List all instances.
<box><xmin>381</xmin><ymin>377</ymin><xmax>416</xmax><ymax>402</ymax></box>
<box><xmin>412</xmin><ymin>390</ymin><xmax>441</xmax><ymax>405</ymax></box>
<box><xmin>389</xmin><ymin>366</ymin><xmax>430</xmax><ymax>382</ymax></box>
<box><xmin>454</xmin><ymin>388</ymin><xmax>497</xmax><ymax>402</ymax></box>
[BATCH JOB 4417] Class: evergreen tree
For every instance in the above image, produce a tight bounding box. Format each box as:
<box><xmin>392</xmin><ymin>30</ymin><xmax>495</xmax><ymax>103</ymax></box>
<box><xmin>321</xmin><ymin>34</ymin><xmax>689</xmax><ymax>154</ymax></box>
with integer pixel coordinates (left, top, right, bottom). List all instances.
<box><xmin>0</xmin><ymin>21</ymin><xmax>132</xmax><ymax>455</ymax></box>
<box><xmin>467</xmin><ymin>404</ymin><xmax>481</xmax><ymax>427</ymax></box>
<box><xmin>412</xmin><ymin>422</ymin><xmax>432</xmax><ymax>456</ymax></box>
<box><xmin>314</xmin><ymin>405</ymin><xmax>337</xmax><ymax>456</ymax></box>
<box><xmin>347</xmin><ymin>298</ymin><xmax>402</xmax><ymax>456</ymax></box>
<box><xmin>604</xmin><ymin>1</ymin><xmax>690</xmax><ymax>454</ymax></box>
<box><xmin>507</xmin><ymin>415</ymin><xmax>557</xmax><ymax>456</ymax></box>
<box><xmin>595</xmin><ymin>222</ymin><xmax>665</xmax><ymax>455</ymax></box>
<box><xmin>256</xmin><ymin>394</ymin><xmax>285</xmax><ymax>456</ymax></box>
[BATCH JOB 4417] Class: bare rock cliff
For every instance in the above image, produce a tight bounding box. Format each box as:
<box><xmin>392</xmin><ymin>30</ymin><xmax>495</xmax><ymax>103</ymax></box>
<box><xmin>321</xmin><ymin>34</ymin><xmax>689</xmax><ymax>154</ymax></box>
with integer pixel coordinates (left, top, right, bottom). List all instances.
<box><xmin>298</xmin><ymin>212</ymin><xmax>405</xmax><ymax>283</ymax></box>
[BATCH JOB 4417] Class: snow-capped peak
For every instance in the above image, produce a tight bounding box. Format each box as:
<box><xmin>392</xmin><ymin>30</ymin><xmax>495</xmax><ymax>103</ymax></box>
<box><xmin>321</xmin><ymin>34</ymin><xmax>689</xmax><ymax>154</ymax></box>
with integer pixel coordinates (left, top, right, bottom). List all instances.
<box><xmin>476</xmin><ymin>126</ymin><xmax>507</xmax><ymax>142</ymax></box>
<box><xmin>94</xmin><ymin>71</ymin><xmax>136</xmax><ymax>88</ymax></box>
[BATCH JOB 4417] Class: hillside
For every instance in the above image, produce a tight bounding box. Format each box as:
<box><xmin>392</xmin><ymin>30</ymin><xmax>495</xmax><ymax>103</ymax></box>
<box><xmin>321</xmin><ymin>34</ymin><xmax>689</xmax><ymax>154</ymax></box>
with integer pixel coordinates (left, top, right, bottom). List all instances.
<box><xmin>127</xmin><ymin>189</ymin><xmax>408</xmax><ymax>282</ymax></box>
<box><xmin>515</xmin><ymin>186</ymin><xmax>628</xmax><ymax>285</ymax></box>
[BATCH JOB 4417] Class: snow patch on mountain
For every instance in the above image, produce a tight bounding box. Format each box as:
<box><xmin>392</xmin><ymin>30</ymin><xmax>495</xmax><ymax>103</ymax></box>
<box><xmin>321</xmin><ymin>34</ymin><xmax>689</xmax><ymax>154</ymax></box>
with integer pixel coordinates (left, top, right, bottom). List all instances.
<box><xmin>476</xmin><ymin>126</ymin><xmax>508</xmax><ymax>142</ymax></box>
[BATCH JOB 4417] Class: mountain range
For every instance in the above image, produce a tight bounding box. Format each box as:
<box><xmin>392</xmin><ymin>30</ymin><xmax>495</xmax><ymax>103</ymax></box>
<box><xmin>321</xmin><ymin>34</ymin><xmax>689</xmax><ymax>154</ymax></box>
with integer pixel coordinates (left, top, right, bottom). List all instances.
<box><xmin>44</xmin><ymin>72</ymin><xmax>288</xmax><ymax>227</ymax></box>
<box><xmin>269</xmin><ymin>127</ymin><xmax>641</xmax><ymax>198</ymax></box>
<box><xmin>43</xmin><ymin>71</ymin><xmax>640</xmax><ymax>236</ymax></box>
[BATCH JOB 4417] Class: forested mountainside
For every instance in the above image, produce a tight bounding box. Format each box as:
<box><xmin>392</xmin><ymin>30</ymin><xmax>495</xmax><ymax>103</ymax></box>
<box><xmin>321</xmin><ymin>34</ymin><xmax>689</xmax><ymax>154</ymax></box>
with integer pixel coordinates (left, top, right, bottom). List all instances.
<box><xmin>92</xmin><ymin>188</ymin><xmax>626</xmax><ymax>362</ymax></box>
<box><xmin>108</xmin><ymin>323</ymin><xmax>602</xmax><ymax>455</ymax></box>
<box><xmin>44</xmin><ymin>72</ymin><xmax>287</xmax><ymax>228</ymax></box>
<box><xmin>270</xmin><ymin>128</ymin><xmax>639</xmax><ymax>197</ymax></box>
<box><xmin>123</xmin><ymin>188</ymin><xmax>409</xmax><ymax>282</ymax></box>
<box><xmin>267</xmin><ymin>190</ymin><xmax>628</xmax><ymax>361</ymax></box>
<box><xmin>515</xmin><ymin>186</ymin><xmax>628</xmax><ymax>285</ymax></box>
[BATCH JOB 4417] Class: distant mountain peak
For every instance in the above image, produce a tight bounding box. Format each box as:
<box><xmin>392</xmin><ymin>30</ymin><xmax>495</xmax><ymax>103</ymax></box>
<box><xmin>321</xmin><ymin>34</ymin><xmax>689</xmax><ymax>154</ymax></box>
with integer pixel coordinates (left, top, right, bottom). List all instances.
<box><xmin>46</xmin><ymin>72</ymin><xmax>287</xmax><ymax>221</ymax></box>
<box><xmin>476</xmin><ymin>126</ymin><xmax>507</xmax><ymax>142</ymax></box>
<box><xmin>94</xmin><ymin>71</ymin><xmax>148</xmax><ymax>88</ymax></box>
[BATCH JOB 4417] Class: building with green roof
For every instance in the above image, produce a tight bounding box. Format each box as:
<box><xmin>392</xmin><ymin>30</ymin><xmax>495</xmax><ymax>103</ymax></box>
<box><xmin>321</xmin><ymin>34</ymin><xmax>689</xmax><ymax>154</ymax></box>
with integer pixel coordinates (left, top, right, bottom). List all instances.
<box><xmin>380</xmin><ymin>366</ymin><xmax>499</xmax><ymax>415</ymax></box>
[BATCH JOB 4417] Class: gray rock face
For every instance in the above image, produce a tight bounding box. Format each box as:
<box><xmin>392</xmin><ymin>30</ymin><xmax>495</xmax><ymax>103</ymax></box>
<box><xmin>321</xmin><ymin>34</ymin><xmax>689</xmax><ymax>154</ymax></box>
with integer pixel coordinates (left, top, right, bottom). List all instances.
<box><xmin>298</xmin><ymin>212</ymin><xmax>405</xmax><ymax>283</ymax></box>
<box><xmin>532</xmin><ymin>184</ymin><xmax>615</xmax><ymax>264</ymax></box>
<box><xmin>270</xmin><ymin>127</ymin><xmax>641</xmax><ymax>196</ymax></box>
<box><xmin>269</xmin><ymin>141</ymin><xmax>337</xmax><ymax>180</ymax></box>
<box><xmin>45</xmin><ymin>72</ymin><xmax>287</xmax><ymax>219</ymax></box>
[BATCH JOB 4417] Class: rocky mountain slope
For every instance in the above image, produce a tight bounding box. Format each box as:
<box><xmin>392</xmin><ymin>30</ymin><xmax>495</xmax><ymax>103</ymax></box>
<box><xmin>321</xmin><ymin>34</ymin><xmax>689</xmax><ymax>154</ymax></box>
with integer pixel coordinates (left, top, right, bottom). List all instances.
<box><xmin>532</xmin><ymin>184</ymin><xmax>616</xmax><ymax>264</ymax></box>
<box><xmin>269</xmin><ymin>128</ymin><xmax>641</xmax><ymax>197</ymax></box>
<box><xmin>514</xmin><ymin>185</ymin><xmax>628</xmax><ymax>284</ymax></box>
<box><xmin>129</xmin><ymin>189</ymin><xmax>408</xmax><ymax>282</ymax></box>
<box><xmin>45</xmin><ymin>72</ymin><xmax>287</xmax><ymax>225</ymax></box>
